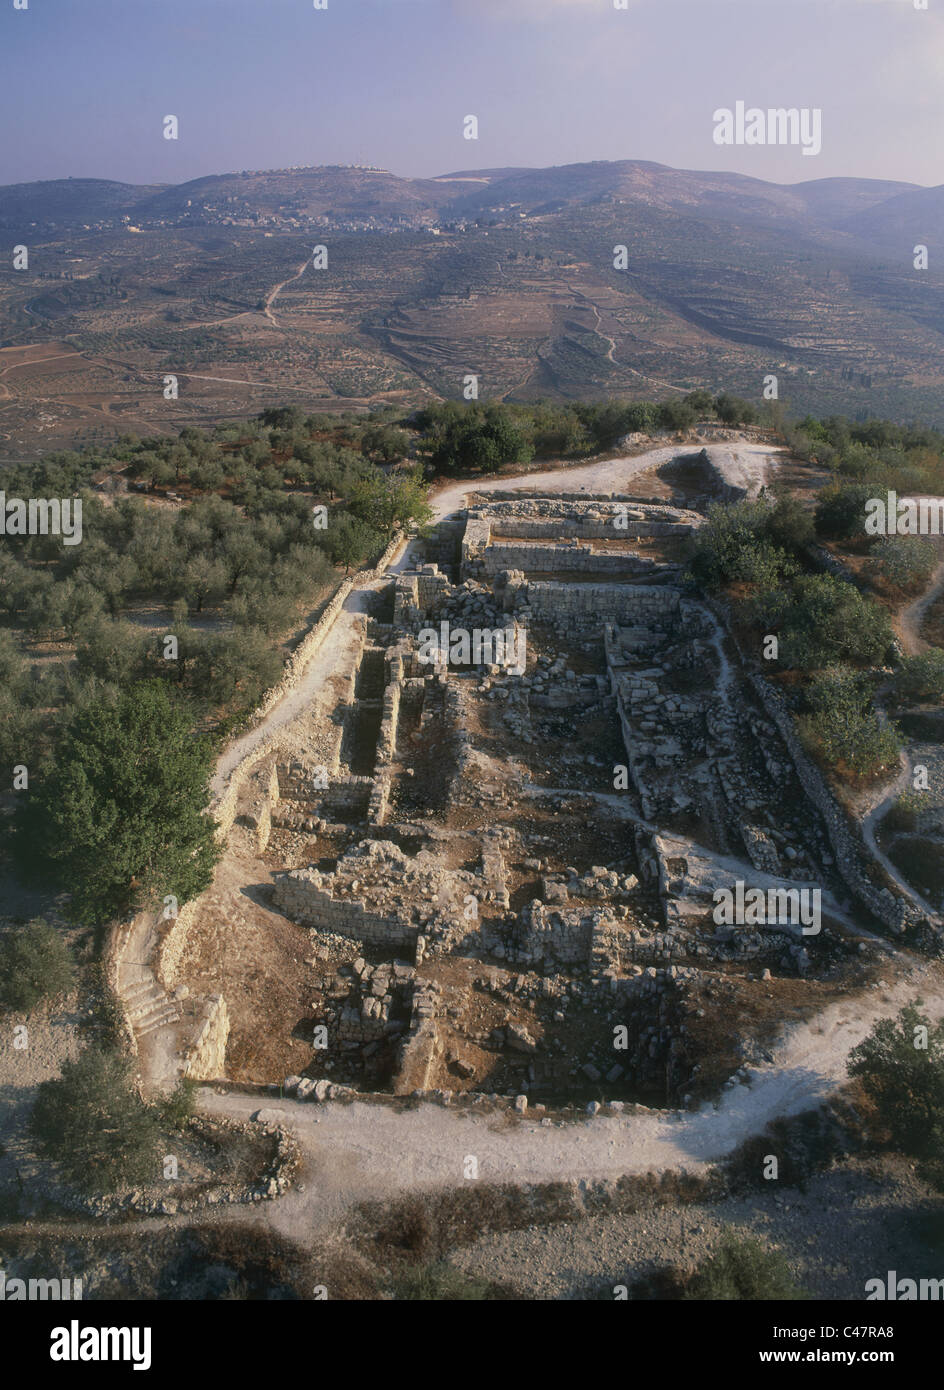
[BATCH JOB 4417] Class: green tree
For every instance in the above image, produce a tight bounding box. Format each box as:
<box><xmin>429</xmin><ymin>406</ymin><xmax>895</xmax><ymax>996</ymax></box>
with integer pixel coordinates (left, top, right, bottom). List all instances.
<box><xmin>0</xmin><ymin>920</ymin><xmax>75</xmax><ymax>1011</ymax></box>
<box><xmin>848</xmin><ymin>1005</ymin><xmax>944</xmax><ymax>1157</ymax></box>
<box><xmin>658</xmin><ymin>398</ymin><xmax>697</xmax><ymax>431</ymax></box>
<box><xmin>814</xmin><ymin>483</ymin><xmax>875</xmax><ymax>540</ymax></box>
<box><xmin>688</xmin><ymin>499</ymin><xmax>791</xmax><ymax>591</ymax></box>
<box><xmin>16</xmin><ymin>682</ymin><xmax>219</xmax><ymax>925</ymax></box>
<box><xmin>713</xmin><ymin>393</ymin><xmax>758</xmax><ymax>427</ymax></box>
<box><xmin>322</xmin><ymin>514</ymin><xmax>381</xmax><ymax>572</ymax></box>
<box><xmin>31</xmin><ymin>1047</ymin><xmax>163</xmax><ymax>1193</ymax></box>
<box><xmin>766</xmin><ymin>491</ymin><xmax>815</xmax><ymax>552</ymax></box>
<box><xmin>361</xmin><ymin>423</ymin><xmax>410</xmax><ymax>462</ymax></box>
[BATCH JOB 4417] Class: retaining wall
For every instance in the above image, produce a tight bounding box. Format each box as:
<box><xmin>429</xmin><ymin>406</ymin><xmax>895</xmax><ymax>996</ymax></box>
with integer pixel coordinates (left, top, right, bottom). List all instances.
<box><xmin>182</xmin><ymin>995</ymin><xmax>230</xmax><ymax>1079</ymax></box>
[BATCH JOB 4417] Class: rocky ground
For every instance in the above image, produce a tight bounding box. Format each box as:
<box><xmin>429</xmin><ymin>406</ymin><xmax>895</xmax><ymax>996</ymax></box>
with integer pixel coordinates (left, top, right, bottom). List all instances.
<box><xmin>449</xmin><ymin>1153</ymin><xmax>943</xmax><ymax>1300</ymax></box>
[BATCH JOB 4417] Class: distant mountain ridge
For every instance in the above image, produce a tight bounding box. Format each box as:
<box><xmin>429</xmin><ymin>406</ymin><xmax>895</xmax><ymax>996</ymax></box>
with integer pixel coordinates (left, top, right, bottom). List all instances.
<box><xmin>2</xmin><ymin>157</ymin><xmax>944</xmax><ymax>449</ymax></box>
<box><xmin>0</xmin><ymin>159</ymin><xmax>933</xmax><ymax>251</ymax></box>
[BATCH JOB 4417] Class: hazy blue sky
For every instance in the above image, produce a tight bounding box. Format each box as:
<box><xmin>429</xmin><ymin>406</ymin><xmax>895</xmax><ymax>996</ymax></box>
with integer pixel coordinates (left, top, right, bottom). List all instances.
<box><xmin>1</xmin><ymin>0</ymin><xmax>940</xmax><ymax>189</ymax></box>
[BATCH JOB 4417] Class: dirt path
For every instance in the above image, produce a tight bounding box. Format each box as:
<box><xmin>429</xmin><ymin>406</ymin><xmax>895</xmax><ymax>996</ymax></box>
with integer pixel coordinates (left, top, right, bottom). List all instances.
<box><xmin>425</xmin><ymin>440</ymin><xmax>785</xmax><ymax>520</ymax></box>
<box><xmin>860</xmin><ymin>760</ymin><xmax>938</xmax><ymax>918</ymax></box>
<box><xmin>197</xmin><ymin>956</ymin><xmax>944</xmax><ymax>1235</ymax></box>
<box><xmin>264</xmin><ymin>256</ymin><xmax>312</xmax><ymax>327</ymax></box>
<box><xmin>211</xmin><ymin>583</ymin><xmax>377</xmax><ymax>794</ymax></box>
<box><xmin>211</xmin><ymin>540</ymin><xmax>414</xmax><ymax>795</ymax></box>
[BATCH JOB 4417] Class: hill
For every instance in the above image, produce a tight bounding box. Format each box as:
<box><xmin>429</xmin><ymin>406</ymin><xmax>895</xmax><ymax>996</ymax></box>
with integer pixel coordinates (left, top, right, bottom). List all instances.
<box><xmin>1</xmin><ymin>158</ymin><xmax>944</xmax><ymax>457</ymax></box>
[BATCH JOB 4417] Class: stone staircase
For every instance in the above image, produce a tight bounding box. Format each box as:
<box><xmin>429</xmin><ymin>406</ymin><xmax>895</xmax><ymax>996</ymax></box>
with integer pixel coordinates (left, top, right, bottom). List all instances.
<box><xmin>121</xmin><ymin>979</ymin><xmax>181</xmax><ymax>1041</ymax></box>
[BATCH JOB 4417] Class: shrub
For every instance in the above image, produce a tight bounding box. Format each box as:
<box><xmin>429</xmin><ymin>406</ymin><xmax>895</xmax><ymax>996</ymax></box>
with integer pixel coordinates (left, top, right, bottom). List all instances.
<box><xmin>848</xmin><ymin>1005</ymin><xmax>944</xmax><ymax>1158</ymax></box>
<box><xmin>869</xmin><ymin>536</ymin><xmax>937</xmax><ymax>592</ymax></box>
<box><xmin>0</xmin><ymin>920</ymin><xmax>74</xmax><ymax>1011</ymax></box>
<box><xmin>893</xmin><ymin>648</ymin><xmax>944</xmax><ymax>703</ymax></box>
<box><xmin>883</xmin><ymin>789</ymin><xmax>931</xmax><ymax>834</ymax></box>
<box><xmin>688</xmin><ymin>499</ymin><xmax>784</xmax><ymax>590</ymax></box>
<box><xmin>801</xmin><ymin>667</ymin><xmax>902</xmax><ymax>777</ymax></box>
<box><xmin>779</xmin><ymin>575</ymin><xmax>892</xmax><ymax>669</ymax></box>
<box><xmin>388</xmin><ymin>1262</ymin><xmax>503</xmax><ymax>1300</ymax></box>
<box><xmin>814</xmin><ymin>483</ymin><xmax>876</xmax><ymax>540</ymax></box>
<box><xmin>159</xmin><ymin>1077</ymin><xmax>199</xmax><ymax>1131</ymax></box>
<box><xmin>684</xmin><ymin>1234</ymin><xmax>806</xmax><ymax>1300</ymax></box>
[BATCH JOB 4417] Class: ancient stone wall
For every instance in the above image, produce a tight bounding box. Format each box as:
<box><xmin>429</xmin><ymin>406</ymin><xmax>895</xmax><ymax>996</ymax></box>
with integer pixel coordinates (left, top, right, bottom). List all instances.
<box><xmin>272</xmin><ymin>868</ymin><xmax>420</xmax><ymax>948</ymax></box>
<box><xmin>474</xmin><ymin>541</ymin><xmax>664</xmax><ymax>578</ymax></box>
<box><xmin>181</xmin><ymin>994</ymin><xmax>230</xmax><ymax>1080</ymax></box>
<box><xmin>156</xmin><ymin>899</ymin><xmax>202</xmax><ymax>990</ymax></box>
<box><xmin>518</xmin><ymin>901</ymin><xmax>595</xmax><ymax>965</ymax></box>
<box><xmin>376</xmin><ymin>665</ymin><xmax>403</xmax><ymax>765</ymax></box>
<box><xmin>393</xmin><ymin>982</ymin><xmax>444</xmax><ymax>1094</ymax></box>
<box><xmin>516</xmin><ymin>581</ymin><xmax>681</xmax><ymax>629</ymax></box>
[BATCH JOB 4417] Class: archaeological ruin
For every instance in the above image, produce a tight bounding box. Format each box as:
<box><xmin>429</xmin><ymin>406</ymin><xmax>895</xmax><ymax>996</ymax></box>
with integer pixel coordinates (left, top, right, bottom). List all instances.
<box><xmin>125</xmin><ymin>478</ymin><xmax>939</xmax><ymax>1114</ymax></box>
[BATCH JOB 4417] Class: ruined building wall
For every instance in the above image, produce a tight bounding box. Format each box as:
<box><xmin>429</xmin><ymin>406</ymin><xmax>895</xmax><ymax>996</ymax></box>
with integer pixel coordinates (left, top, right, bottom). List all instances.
<box><xmin>471</xmin><ymin>542</ymin><xmax>664</xmax><ymax>579</ymax></box>
<box><xmin>271</xmin><ymin>869</ymin><xmax>420</xmax><ymax>948</ymax></box>
<box><xmin>518</xmin><ymin>581</ymin><xmax>681</xmax><ymax>628</ymax></box>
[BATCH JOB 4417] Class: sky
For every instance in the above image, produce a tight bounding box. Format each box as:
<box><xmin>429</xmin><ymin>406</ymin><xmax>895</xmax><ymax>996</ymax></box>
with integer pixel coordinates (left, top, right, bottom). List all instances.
<box><xmin>0</xmin><ymin>0</ymin><xmax>941</xmax><ymax>190</ymax></box>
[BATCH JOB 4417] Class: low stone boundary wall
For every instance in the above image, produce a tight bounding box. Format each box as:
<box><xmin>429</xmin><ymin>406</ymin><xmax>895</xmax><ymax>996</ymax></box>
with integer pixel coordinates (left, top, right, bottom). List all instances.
<box><xmin>704</xmin><ymin>596</ymin><xmax>933</xmax><ymax>936</ymax></box>
<box><xmin>53</xmin><ymin>1114</ymin><xmax>300</xmax><ymax>1217</ymax></box>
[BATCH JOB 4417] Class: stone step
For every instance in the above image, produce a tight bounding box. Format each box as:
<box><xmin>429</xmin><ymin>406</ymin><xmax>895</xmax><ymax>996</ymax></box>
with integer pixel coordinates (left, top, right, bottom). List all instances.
<box><xmin>126</xmin><ymin>991</ymin><xmax>167</xmax><ymax>1020</ymax></box>
<box><xmin>129</xmin><ymin>994</ymin><xmax>176</xmax><ymax>1023</ymax></box>
<box><xmin>135</xmin><ymin>1008</ymin><xmax>180</xmax><ymax>1037</ymax></box>
<box><xmin>122</xmin><ymin>980</ymin><xmax>161</xmax><ymax>1003</ymax></box>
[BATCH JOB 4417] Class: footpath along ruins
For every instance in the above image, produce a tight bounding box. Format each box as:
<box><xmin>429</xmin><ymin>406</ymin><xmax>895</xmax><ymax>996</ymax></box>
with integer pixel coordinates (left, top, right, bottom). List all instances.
<box><xmin>110</xmin><ymin>447</ymin><xmax>943</xmax><ymax>1118</ymax></box>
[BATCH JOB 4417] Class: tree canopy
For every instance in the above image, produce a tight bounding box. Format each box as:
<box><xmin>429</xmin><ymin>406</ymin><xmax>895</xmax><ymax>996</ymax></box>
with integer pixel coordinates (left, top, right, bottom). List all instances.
<box><xmin>16</xmin><ymin>682</ymin><xmax>219</xmax><ymax>925</ymax></box>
